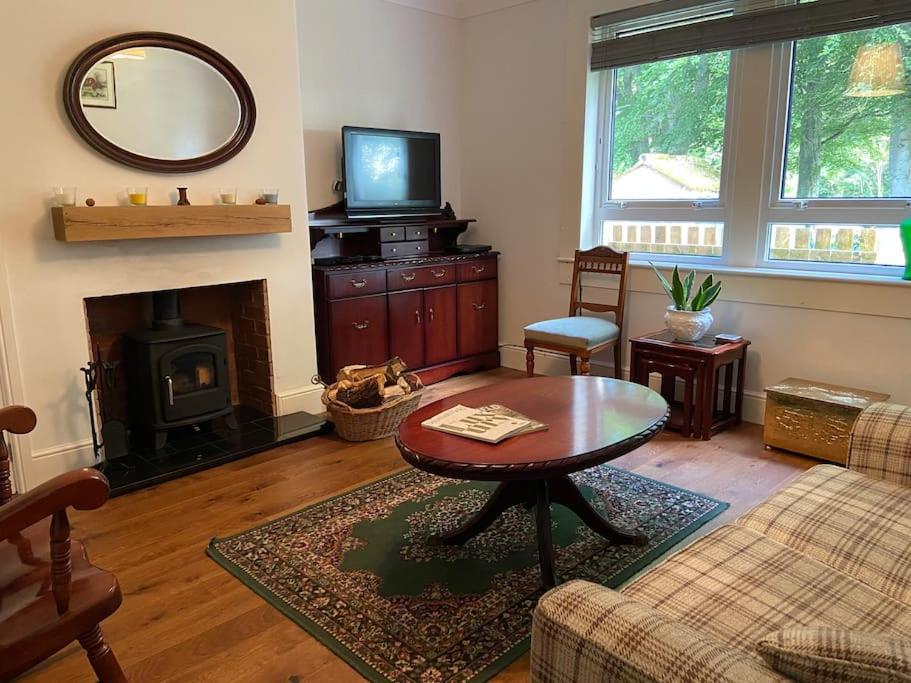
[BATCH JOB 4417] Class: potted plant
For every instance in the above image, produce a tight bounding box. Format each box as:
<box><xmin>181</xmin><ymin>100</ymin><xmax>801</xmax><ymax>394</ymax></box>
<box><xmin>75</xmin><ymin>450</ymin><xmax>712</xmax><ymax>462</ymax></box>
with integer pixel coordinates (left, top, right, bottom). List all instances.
<box><xmin>650</xmin><ymin>264</ymin><xmax>722</xmax><ymax>341</ymax></box>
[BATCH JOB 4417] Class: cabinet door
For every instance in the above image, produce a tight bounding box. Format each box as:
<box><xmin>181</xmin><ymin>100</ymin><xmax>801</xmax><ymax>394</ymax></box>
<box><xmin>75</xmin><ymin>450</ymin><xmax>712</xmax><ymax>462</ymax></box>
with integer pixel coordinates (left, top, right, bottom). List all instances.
<box><xmin>457</xmin><ymin>281</ymin><xmax>498</xmax><ymax>357</ymax></box>
<box><xmin>328</xmin><ymin>295</ymin><xmax>388</xmax><ymax>376</ymax></box>
<box><xmin>424</xmin><ymin>286</ymin><xmax>457</xmax><ymax>366</ymax></box>
<box><xmin>388</xmin><ymin>290</ymin><xmax>425</xmax><ymax>369</ymax></box>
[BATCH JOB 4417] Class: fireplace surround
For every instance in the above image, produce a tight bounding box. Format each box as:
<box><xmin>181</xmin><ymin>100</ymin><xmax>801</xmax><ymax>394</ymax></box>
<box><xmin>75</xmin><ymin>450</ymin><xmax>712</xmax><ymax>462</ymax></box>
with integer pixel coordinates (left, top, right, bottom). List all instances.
<box><xmin>78</xmin><ymin>280</ymin><xmax>329</xmax><ymax>495</ymax></box>
<box><xmin>84</xmin><ymin>280</ymin><xmax>276</xmax><ymax>431</ymax></box>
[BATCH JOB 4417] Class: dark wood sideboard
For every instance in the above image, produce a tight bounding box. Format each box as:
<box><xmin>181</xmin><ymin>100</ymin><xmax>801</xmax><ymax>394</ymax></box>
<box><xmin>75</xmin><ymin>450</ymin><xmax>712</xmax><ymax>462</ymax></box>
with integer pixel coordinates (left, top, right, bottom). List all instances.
<box><xmin>309</xmin><ymin>203</ymin><xmax>499</xmax><ymax>384</ymax></box>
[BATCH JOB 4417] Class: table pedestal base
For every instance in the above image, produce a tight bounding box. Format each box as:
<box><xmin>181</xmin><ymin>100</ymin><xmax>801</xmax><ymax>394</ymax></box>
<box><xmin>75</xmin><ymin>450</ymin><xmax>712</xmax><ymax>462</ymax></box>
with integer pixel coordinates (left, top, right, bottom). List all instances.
<box><xmin>434</xmin><ymin>476</ymin><xmax>648</xmax><ymax>589</ymax></box>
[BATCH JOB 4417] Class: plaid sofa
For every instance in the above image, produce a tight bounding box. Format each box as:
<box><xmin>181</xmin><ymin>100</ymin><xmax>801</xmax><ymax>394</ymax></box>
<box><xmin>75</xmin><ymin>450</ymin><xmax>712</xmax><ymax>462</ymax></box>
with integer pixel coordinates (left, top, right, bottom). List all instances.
<box><xmin>531</xmin><ymin>402</ymin><xmax>911</xmax><ymax>682</ymax></box>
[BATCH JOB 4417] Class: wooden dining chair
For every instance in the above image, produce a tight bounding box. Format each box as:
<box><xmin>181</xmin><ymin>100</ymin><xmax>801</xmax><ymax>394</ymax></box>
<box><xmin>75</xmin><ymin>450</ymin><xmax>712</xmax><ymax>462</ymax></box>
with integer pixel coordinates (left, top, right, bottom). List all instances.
<box><xmin>524</xmin><ymin>247</ymin><xmax>630</xmax><ymax>378</ymax></box>
<box><xmin>0</xmin><ymin>405</ymin><xmax>127</xmax><ymax>682</ymax></box>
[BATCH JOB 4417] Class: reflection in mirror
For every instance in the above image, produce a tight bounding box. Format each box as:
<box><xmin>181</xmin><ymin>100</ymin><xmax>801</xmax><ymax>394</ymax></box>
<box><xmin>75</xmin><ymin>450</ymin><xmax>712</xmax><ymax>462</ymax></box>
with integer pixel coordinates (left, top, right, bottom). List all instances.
<box><xmin>80</xmin><ymin>46</ymin><xmax>242</xmax><ymax>161</ymax></box>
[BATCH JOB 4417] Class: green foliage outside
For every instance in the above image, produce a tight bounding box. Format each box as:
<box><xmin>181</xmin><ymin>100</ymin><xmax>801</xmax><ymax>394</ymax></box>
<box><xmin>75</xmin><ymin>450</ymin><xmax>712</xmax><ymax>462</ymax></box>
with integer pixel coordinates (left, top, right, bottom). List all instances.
<box><xmin>609</xmin><ymin>23</ymin><xmax>911</xmax><ymax>200</ymax></box>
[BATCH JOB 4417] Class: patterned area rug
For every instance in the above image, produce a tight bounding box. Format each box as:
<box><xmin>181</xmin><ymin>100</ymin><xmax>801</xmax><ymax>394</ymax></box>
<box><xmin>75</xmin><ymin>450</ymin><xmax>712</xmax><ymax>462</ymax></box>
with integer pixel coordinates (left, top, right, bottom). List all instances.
<box><xmin>208</xmin><ymin>466</ymin><xmax>727</xmax><ymax>682</ymax></box>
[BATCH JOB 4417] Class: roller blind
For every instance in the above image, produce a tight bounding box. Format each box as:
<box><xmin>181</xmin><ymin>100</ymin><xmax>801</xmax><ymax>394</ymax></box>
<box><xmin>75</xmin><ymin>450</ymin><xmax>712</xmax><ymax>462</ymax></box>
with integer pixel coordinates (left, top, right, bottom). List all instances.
<box><xmin>591</xmin><ymin>0</ymin><xmax>911</xmax><ymax>71</ymax></box>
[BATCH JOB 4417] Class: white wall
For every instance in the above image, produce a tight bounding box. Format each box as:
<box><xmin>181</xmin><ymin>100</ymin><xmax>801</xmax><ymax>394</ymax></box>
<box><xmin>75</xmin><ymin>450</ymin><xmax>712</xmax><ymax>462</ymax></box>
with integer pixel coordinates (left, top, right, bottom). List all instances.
<box><xmin>297</xmin><ymin>0</ymin><xmax>463</xmax><ymax>213</ymax></box>
<box><xmin>460</xmin><ymin>0</ymin><xmax>911</xmax><ymax>419</ymax></box>
<box><xmin>0</xmin><ymin>0</ymin><xmax>320</xmax><ymax>489</ymax></box>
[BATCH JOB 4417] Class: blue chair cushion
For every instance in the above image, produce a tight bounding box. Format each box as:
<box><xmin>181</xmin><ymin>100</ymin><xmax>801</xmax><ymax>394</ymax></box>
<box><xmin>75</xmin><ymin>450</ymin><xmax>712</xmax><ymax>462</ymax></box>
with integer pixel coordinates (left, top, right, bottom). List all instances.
<box><xmin>523</xmin><ymin>316</ymin><xmax>619</xmax><ymax>350</ymax></box>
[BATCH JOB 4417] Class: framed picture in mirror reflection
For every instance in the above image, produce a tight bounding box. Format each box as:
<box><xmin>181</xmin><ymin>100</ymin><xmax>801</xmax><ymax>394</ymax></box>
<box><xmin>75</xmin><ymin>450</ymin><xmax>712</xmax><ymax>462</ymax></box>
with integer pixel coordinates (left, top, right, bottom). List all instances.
<box><xmin>80</xmin><ymin>61</ymin><xmax>116</xmax><ymax>109</ymax></box>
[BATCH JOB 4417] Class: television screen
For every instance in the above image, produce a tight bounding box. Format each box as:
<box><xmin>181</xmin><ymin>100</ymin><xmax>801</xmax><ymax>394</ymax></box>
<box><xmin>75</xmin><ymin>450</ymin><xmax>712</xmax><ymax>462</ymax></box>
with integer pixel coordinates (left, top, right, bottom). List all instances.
<box><xmin>342</xmin><ymin>127</ymin><xmax>441</xmax><ymax>213</ymax></box>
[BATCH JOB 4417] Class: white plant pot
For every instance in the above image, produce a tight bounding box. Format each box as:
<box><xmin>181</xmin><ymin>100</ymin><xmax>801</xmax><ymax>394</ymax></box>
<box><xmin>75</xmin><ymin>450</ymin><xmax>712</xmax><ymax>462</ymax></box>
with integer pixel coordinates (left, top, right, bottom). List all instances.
<box><xmin>664</xmin><ymin>305</ymin><xmax>713</xmax><ymax>342</ymax></box>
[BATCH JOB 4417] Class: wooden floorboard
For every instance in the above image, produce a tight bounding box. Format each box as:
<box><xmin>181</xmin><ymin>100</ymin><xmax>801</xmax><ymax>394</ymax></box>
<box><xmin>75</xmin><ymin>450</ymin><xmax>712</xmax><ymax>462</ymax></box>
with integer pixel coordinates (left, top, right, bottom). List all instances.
<box><xmin>18</xmin><ymin>368</ymin><xmax>814</xmax><ymax>682</ymax></box>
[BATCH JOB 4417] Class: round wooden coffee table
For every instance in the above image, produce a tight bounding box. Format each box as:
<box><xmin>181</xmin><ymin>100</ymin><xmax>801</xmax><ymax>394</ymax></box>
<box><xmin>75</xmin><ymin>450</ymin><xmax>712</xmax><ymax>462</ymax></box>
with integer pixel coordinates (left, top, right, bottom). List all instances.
<box><xmin>395</xmin><ymin>376</ymin><xmax>669</xmax><ymax>587</ymax></box>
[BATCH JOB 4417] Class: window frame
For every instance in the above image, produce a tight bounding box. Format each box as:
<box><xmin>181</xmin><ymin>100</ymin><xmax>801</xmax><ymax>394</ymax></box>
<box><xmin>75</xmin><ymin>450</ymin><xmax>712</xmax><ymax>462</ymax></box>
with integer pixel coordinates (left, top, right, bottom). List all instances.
<box><xmin>590</xmin><ymin>31</ymin><xmax>910</xmax><ymax>278</ymax></box>
<box><xmin>756</xmin><ymin>41</ymin><xmax>909</xmax><ymax>277</ymax></box>
<box><xmin>592</xmin><ymin>49</ymin><xmax>744</xmax><ymax>266</ymax></box>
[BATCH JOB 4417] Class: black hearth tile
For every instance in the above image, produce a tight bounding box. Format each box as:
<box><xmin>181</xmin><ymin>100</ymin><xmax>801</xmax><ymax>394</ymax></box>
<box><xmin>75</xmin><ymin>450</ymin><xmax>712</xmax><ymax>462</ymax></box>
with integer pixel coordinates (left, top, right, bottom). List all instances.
<box><xmin>252</xmin><ymin>412</ymin><xmax>328</xmax><ymax>440</ymax></box>
<box><xmin>217</xmin><ymin>426</ymin><xmax>276</xmax><ymax>452</ymax></box>
<box><xmin>153</xmin><ymin>443</ymin><xmax>233</xmax><ymax>467</ymax></box>
<box><xmin>107</xmin><ymin>411</ymin><xmax>328</xmax><ymax>497</ymax></box>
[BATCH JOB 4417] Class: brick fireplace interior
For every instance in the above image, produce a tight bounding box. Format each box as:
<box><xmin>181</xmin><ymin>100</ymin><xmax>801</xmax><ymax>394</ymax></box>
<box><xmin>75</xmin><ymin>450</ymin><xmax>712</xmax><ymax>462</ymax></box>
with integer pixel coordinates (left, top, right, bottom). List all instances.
<box><xmin>84</xmin><ymin>279</ymin><xmax>276</xmax><ymax>428</ymax></box>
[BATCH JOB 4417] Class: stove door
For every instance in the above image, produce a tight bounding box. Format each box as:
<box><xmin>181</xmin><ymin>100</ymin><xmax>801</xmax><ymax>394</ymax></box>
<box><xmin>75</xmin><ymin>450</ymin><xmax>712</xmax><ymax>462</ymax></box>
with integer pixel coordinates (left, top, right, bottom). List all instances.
<box><xmin>159</xmin><ymin>343</ymin><xmax>230</xmax><ymax>422</ymax></box>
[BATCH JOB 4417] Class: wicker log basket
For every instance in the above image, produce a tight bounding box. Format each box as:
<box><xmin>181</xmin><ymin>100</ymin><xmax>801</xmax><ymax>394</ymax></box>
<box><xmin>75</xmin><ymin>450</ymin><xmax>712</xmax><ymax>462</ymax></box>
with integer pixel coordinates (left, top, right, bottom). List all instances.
<box><xmin>319</xmin><ymin>358</ymin><xmax>424</xmax><ymax>442</ymax></box>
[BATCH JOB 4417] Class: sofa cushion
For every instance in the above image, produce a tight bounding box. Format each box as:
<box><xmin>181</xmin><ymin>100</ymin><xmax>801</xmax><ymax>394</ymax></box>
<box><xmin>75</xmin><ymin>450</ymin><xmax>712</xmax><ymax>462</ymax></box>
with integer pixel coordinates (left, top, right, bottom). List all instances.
<box><xmin>736</xmin><ymin>464</ymin><xmax>911</xmax><ymax>607</ymax></box>
<box><xmin>757</xmin><ymin>627</ymin><xmax>911</xmax><ymax>683</ymax></box>
<box><xmin>621</xmin><ymin>525</ymin><xmax>911</xmax><ymax>657</ymax></box>
<box><xmin>523</xmin><ymin>316</ymin><xmax>619</xmax><ymax>350</ymax></box>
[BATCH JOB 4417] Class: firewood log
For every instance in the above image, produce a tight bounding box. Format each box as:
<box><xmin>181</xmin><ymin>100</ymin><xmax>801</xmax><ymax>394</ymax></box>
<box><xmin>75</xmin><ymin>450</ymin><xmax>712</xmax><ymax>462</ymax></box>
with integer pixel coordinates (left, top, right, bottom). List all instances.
<box><xmin>336</xmin><ymin>375</ymin><xmax>384</xmax><ymax>408</ymax></box>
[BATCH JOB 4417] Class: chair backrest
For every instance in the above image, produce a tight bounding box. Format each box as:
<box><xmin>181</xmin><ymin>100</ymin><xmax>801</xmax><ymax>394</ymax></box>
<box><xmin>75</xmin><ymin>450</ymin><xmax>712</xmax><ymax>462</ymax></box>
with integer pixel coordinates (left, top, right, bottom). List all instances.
<box><xmin>568</xmin><ymin>246</ymin><xmax>630</xmax><ymax>329</ymax></box>
<box><xmin>0</xmin><ymin>405</ymin><xmax>37</xmax><ymax>505</ymax></box>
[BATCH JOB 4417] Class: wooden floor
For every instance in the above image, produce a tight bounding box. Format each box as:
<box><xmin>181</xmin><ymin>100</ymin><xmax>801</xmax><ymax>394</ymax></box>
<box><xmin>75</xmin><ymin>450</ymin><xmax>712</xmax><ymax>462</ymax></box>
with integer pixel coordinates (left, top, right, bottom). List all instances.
<box><xmin>20</xmin><ymin>368</ymin><xmax>814</xmax><ymax>682</ymax></box>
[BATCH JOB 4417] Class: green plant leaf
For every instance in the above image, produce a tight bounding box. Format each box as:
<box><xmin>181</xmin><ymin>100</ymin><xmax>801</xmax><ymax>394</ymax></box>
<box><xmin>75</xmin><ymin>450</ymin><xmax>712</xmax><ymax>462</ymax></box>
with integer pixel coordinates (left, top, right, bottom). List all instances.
<box><xmin>691</xmin><ymin>288</ymin><xmax>706</xmax><ymax>311</ymax></box>
<box><xmin>695</xmin><ymin>282</ymin><xmax>722</xmax><ymax>310</ymax></box>
<box><xmin>649</xmin><ymin>262</ymin><xmax>675</xmax><ymax>301</ymax></box>
<box><xmin>683</xmin><ymin>270</ymin><xmax>696</xmax><ymax>307</ymax></box>
<box><xmin>671</xmin><ymin>266</ymin><xmax>685</xmax><ymax>310</ymax></box>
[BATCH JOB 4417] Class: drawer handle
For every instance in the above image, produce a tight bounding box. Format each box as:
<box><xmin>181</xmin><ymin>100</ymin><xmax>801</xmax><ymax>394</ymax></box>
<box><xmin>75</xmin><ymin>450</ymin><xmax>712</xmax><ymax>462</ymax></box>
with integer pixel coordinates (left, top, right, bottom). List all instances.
<box><xmin>415</xmin><ymin>309</ymin><xmax>422</xmax><ymax>324</ymax></box>
<box><xmin>472</xmin><ymin>265</ymin><xmax>486</xmax><ymax>274</ymax></box>
<box><xmin>401</xmin><ymin>272</ymin><xmax>416</xmax><ymax>282</ymax></box>
<box><xmin>472</xmin><ymin>302</ymin><xmax>486</xmax><ymax>311</ymax></box>
<box><xmin>352</xmin><ymin>320</ymin><xmax>369</xmax><ymax>330</ymax></box>
<box><xmin>350</xmin><ymin>279</ymin><xmax>367</xmax><ymax>288</ymax></box>
<box><xmin>389</xmin><ymin>231</ymin><xmax>398</xmax><ymax>238</ymax></box>
<box><xmin>429</xmin><ymin>307</ymin><xmax>434</xmax><ymax>322</ymax></box>
<box><xmin>416</xmin><ymin>245</ymin><xmax>422</xmax><ymax>251</ymax></box>
<box><xmin>431</xmin><ymin>269</ymin><xmax>446</xmax><ymax>278</ymax></box>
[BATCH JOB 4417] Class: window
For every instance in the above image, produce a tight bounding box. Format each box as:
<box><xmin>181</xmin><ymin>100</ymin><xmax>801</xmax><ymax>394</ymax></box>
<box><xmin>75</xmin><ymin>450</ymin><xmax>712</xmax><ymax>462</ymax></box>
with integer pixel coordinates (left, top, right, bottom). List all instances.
<box><xmin>595</xmin><ymin>51</ymin><xmax>734</xmax><ymax>260</ymax></box>
<box><xmin>589</xmin><ymin>3</ymin><xmax>911</xmax><ymax>277</ymax></box>
<box><xmin>609</xmin><ymin>53</ymin><xmax>730</xmax><ymax>202</ymax></box>
<box><xmin>783</xmin><ymin>26</ymin><xmax>911</xmax><ymax>200</ymax></box>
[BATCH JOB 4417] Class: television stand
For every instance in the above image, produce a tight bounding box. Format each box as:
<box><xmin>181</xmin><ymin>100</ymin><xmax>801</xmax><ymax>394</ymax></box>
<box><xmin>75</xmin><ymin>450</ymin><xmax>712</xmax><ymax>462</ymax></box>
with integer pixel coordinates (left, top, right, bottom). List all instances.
<box><xmin>308</xmin><ymin>201</ymin><xmax>499</xmax><ymax>385</ymax></box>
<box><xmin>308</xmin><ymin>201</ymin><xmax>472</xmax><ymax>258</ymax></box>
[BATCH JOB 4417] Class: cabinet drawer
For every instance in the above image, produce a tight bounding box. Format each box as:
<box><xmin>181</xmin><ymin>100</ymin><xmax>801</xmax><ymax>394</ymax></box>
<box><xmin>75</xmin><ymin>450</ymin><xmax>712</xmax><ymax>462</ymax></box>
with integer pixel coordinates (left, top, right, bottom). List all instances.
<box><xmin>405</xmin><ymin>226</ymin><xmax>427</xmax><ymax>241</ymax></box>
<box><xmin>328</xmin><ymin>295</ymin><xmax>389</xmax><ymax>374</ymax></box>
<box><xmin>457</xmin><ymin>258</ymin><xmax>497</xmax><ymax>282</ymax></box>
<box><xmin>379</xmin><ymin>226</ymin><xmax>405</xmax><ymax>242</ymax></box>
<box><xmin>381</xmin><ymin>240</ymin><xmax>428</xmax><ymax>259</ymax></box>
<box><xmin>326</xmin><ymin>269</ymin><xmax>386</xmax><ymax>299</ymax></box>
<box><xmin>387</xmin><ymin>264</ymin><xmax>456</xmax><ymax>291</ymax></box>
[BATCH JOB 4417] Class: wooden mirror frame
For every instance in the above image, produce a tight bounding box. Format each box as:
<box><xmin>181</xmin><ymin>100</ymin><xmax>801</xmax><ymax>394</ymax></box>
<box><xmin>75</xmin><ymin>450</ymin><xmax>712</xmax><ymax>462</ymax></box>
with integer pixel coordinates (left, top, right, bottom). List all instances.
<box><xmin>63</xmin><ymin>32</ymin><xmax>256</xmax><ymax>174</ymax></box>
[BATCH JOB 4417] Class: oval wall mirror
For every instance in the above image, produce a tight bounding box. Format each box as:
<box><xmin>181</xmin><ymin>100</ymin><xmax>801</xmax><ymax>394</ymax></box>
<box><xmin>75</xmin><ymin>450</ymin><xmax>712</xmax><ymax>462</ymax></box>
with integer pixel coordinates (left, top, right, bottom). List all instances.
<box><xmin>63</xmin><ymin>32</ymin><xmax>255</xmax><ymax>173</ymax></box>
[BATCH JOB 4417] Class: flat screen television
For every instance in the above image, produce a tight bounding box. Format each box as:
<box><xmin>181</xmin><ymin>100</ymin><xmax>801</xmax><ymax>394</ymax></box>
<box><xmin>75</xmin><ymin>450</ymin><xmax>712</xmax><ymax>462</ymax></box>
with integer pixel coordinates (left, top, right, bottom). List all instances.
<box><xmin>342</xmin><ymin>126</ymin><xmax>441</xmax><ymax>216</ymax></box>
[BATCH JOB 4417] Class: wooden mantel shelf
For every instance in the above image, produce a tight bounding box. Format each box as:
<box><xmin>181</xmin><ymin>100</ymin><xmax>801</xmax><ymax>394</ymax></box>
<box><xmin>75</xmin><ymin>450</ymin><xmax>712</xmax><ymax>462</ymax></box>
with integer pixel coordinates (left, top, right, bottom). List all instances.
<box><xmin>52</xmin><ymin>204</ymin><xmax>292</xmax><ymax>242</ymax></box>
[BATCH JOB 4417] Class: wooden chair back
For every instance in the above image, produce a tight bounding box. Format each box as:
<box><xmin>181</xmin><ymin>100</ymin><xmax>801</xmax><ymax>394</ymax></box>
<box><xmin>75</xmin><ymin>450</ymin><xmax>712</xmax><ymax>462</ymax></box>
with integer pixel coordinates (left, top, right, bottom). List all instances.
<box><xmin>0</xmin><ymin>405</ymin><xmax>37</xmax><ymax>505</ymax></box>
<box><xmin>568</xmin><ymin>246</ymin><xmax>630</xmax><ymax>330</ymax></box>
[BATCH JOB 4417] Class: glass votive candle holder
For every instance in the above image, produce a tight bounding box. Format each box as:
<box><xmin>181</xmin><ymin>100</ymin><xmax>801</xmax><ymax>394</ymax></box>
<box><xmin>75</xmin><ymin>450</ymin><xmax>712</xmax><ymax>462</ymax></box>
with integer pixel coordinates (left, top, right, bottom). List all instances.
<box><xmin>53</xmin><ymin>186</ymin><xmax>77</xmax><ymax>207</ymax></box>
<box><xmin>127</xmin><ymin>187</ymin><xmax>148</xmax><ymax>206</ymax></box>
<box><xmin>259</xmin><ymin>188</ymin><xmax>279</xmax><ymax>204</ymax></box>
<box><xmin>219</xmin><ymin>187</ymin><xmax>237</xmax><ymax>205</ymax></box>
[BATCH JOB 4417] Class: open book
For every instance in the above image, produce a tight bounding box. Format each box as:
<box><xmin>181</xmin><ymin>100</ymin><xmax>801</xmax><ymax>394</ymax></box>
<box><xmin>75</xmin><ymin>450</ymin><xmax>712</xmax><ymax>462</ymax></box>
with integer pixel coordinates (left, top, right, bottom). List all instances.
<box><xmin>421</xmin><ymin>404</ymin><xmax>548</xmax><ymax>444</ymax></box>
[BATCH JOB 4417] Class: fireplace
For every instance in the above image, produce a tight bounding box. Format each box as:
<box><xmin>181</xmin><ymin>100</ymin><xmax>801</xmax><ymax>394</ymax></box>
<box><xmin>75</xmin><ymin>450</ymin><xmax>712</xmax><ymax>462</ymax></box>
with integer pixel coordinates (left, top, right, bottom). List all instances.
<box><xmin>81</xmin><ymin>280</ymin><xmax>327</xmax><ymax>495</ymax></box>
<box><xmin>124</xmin><ymin>291</ymin><xmax>233</xmax><ymax>449</ymax></box>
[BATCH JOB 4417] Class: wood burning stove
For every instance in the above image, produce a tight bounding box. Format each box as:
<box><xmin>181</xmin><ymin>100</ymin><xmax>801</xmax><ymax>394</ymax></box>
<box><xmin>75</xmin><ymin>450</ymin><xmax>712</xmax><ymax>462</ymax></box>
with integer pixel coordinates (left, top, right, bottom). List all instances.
<box><xmin>124</xmin><ymin>291</ymin><xmax>233</xmax><ymax>449</ymax></box>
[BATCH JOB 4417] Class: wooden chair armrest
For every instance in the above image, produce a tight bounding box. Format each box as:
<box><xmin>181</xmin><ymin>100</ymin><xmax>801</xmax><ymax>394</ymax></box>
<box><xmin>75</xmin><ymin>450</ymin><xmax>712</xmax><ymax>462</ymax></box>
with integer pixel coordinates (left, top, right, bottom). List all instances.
<box><xmin>0</xmin><ymin>404</ymin><xmax>37</xmax><ymax>434</ymax></box>
<box><xmin>0</xmin><ymin>468</ymin><xmax>110</xmax><ymax>540</ymax></box>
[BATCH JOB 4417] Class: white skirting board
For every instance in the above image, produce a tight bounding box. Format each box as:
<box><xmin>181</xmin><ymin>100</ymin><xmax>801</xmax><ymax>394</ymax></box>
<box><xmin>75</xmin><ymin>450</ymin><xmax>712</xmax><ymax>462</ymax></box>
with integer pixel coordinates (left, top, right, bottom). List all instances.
<box><xmin>498</xmin><ymin>344</ymin><xmax>766</xmax><ymax>426</ymax></box>
<box><xmin>22</xmin><ymin>384</ymin><xmax>326</xmax><ymax>490</ymax></box>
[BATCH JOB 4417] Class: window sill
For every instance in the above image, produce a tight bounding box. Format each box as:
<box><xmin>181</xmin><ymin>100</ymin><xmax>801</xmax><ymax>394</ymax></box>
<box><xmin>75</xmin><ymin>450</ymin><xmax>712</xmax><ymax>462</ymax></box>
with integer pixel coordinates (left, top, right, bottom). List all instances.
<box><xmin>558</xmin><ymin>256</ymin><xmax>910</xmax><ymax>288</ymax></box>
<box><xmin>631</xmin><ymin>261</ymin><xmax>911</xmax><ymax>288</ymax></box>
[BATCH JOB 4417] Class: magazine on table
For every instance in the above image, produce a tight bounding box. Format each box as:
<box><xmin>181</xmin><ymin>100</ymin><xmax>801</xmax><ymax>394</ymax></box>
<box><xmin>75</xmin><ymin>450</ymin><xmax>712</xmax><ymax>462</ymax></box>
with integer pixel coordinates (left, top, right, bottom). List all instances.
<box><xmin>421</xmin><ymin>404</ymin><xmax>547</xmax><ymax>443</ymax></box>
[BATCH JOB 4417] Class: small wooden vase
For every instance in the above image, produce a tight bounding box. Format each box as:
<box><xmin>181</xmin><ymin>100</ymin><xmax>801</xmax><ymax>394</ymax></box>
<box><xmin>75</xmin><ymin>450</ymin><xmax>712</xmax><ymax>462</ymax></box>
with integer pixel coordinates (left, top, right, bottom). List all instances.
<box><xmin>176</xmin><ymin>187</ymin><xmax>191</xmax><ymax>206</ymax></box>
